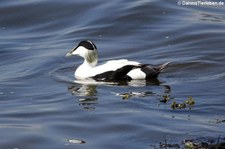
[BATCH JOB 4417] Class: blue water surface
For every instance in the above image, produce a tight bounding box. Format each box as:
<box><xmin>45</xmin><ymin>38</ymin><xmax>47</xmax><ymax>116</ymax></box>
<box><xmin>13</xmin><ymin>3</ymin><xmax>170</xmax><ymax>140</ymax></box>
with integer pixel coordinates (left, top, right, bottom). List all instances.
<box><xmin>0</xmin><ymin>0</ymin><xmax>225</xmax><ymax>148</ymax></box>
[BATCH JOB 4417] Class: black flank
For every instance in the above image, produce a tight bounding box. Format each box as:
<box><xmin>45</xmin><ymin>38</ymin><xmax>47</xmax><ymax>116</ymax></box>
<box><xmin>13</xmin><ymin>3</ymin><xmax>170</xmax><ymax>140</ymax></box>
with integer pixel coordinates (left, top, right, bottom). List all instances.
<box><xmin>92</xmin><ymin>65</ymin><xmax>136</xmax><ymax>81</ymax></box>
<box><xmin>92</xmin><ymin>71</ymin><xmax>114</xmax><ymax>81</ymax></box>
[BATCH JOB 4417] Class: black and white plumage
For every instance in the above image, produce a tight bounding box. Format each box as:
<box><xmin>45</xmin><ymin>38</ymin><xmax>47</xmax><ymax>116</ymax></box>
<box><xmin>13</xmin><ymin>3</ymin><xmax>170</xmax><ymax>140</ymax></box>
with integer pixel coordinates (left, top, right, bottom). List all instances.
<box><xmin>66</xmin><ymin>40</ymin><xmax>169</xmax><ymax>81</ymax></box>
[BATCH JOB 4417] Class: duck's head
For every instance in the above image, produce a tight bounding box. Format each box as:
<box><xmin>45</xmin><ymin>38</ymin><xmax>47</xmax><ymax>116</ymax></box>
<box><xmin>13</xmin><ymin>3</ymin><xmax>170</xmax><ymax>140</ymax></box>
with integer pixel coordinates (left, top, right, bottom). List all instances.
<box><xmin>66</xmin><ymin>40</ymin><xmax>98</xmax><ymax>66</ymax></box>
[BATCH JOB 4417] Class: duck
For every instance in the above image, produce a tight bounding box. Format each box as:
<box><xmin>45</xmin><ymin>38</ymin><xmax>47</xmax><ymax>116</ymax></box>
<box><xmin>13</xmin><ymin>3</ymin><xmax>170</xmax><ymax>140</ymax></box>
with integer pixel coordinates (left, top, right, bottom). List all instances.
<box><xmin>66</xmin><ymin>40</ymin><xmax>169</xmax><ymax>81</ymax></box>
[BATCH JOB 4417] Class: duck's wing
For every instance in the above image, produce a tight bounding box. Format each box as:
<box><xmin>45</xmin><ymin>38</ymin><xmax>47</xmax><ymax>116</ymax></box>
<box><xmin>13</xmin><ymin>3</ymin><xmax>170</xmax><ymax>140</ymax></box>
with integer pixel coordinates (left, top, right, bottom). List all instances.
<box><xmin>91</xmin><ymin>60</ymin><xmax>169</xmax><ymax>81</ymax></box>
<box><xmin>90</xmin><ymin>59</ymin><xmax>140</xmax><ymax>76</ymax></box>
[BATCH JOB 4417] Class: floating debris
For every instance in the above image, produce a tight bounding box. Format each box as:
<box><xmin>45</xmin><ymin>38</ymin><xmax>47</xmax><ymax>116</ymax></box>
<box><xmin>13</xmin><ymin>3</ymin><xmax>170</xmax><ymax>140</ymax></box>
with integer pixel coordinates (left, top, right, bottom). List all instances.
<box><xmin>115</xmin><ymin>91</ymin><xmax>153</xmax><ymax>100</ymax></box>
<box><xmin>159</xmin><ymin>142</ymin><xmax>180</xmax><ymax>148</ymax></box>
<box><xmin>171</xmin><ymin>96</ymin><xmax>195</xmax><ymax>110</ymax></box>
<box><xmin>118</xmin><ymin>92</ymin><xmax>132</xmax><ymax>100</ymax></box>
<box><xmin>215</xmin><ymin>118</ymin><xmax>225</xmax><ymax>124</ymax></box>
<box><xmin>185</xmin><ymin>96</ymin><xmax>195</xmax><ymax>106</ymax></box>
<box><xmin>184</xmin><ymin>141</ymin><xmax>195</xmax><ymax>149</ymax></box>
<box><xmin>182</xmin><ymin>137</ymin><xmax>225</xmax><ymax>149</ymax></box>
<box><xmin>79</xmin><ymin>98</ymin><xmax>86</xmax><ymax>102</ymax></box>
<box><xmin>160</xmin><ymin>95</ymin><xmax>171</xmax><ymax>103</ymax></box>
<box><xmin>151</xmin><ymin>136</ymin><xmax>225</xmax><ymax>149</ymax></box>
<box><xmin>171</xmin><ymin>101</ymin><xmax>186</xmax><ymax>109</ymax></box>
<box><xmin>67</xmin><ymin>139</ymin><xmax>86</xmax><ymax>144</ymax></box>
<box><xmin>165</xmin><ymin>36</ymin><xmax>170</xmax><ymax>39</ymax></box>
<box><xmin>159</xmin><ymin>138</ymin><xmax>180</xmax><ymax>148</ymax></box>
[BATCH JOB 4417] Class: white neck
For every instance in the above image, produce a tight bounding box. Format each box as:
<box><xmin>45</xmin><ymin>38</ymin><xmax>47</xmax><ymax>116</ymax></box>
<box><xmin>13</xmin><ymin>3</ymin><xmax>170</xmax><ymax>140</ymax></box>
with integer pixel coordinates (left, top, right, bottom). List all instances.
<box><xmin>83</xmin><ymin>59</ymin><xmax>96</xmax><ymax>67</ymax></box>
<box><xmin>73</xmin><ymin>47</ymin><xmax>99</xmax><ymax>79</ymax></box>
<box><xmin>75</xmin><ymin>59</ymin><xmax>96</xmax><ymax>79</ymax></box>
<box><xmin>84</xmin><ymin>50</ymin><xmax>98</xmax><ymax>67</ymax></box>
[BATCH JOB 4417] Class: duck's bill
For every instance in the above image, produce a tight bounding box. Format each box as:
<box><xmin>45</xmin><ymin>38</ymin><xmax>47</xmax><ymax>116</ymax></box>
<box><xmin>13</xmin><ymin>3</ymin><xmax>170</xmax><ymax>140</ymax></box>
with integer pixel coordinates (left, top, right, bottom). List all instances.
<box><xmin>66</xmin><ymin>51</ymin><xmax>73</xmax><ymax>57</ymax></box>
<box><xmin>66</xmin><ymin>47</ymin><xmax>77</xmax><ymax>57</ymax></box>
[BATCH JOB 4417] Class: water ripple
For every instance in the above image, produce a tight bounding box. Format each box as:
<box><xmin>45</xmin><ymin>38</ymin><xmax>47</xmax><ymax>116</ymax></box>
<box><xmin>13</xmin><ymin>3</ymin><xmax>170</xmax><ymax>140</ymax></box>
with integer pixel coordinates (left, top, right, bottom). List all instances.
<box><xmin>1</xmin><ymin>0</ymin><xmax>225</xmax><ymax>148</ymax></box>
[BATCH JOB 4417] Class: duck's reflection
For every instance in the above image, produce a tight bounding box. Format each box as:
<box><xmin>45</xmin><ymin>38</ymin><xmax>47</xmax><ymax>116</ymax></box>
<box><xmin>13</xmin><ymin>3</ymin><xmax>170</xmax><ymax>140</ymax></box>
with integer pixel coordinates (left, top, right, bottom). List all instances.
<box><xmin>67</xmin><ymin>79</ymin><xmax>171</xmax><ymax>109</ymax></box>
<box><xmin>68</xmin><ymin>84</ymin><xmax>98</xmax><ymax>110</ymax></box>
<box><xmin>68</xmin><ymin>84</ymin><xmax>97</xmax><ymax>97</ymax></box>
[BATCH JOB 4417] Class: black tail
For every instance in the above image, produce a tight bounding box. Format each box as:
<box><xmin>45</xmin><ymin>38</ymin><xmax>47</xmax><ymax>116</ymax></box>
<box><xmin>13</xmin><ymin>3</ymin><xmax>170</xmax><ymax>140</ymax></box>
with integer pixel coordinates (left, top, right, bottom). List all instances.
<box><xmin>157</xmin><ymin>62</ymin><xmax>170</xmax><ymax>72</ymax></box>
<box><xmin>141</xmin><ymin>62</ymin><xmax>170</xmax><ymax>79</ymax></box>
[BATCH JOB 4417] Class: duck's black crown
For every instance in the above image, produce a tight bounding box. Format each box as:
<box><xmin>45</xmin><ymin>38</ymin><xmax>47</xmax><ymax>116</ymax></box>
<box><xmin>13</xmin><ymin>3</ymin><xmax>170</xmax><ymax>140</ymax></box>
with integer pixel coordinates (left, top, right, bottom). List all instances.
<box><xmin>78</xmin><ymin>40</ymin><xmax>97</xmax><ymax>50</ymax></box>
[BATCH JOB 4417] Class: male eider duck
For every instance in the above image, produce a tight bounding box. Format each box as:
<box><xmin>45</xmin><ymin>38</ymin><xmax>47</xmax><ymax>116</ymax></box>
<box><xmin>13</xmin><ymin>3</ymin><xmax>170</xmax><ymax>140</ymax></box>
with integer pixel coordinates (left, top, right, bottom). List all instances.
<box><xmin>66</xmin><ymin>40</ymin><xmax>169</xmax><ymax>81</ymax></box>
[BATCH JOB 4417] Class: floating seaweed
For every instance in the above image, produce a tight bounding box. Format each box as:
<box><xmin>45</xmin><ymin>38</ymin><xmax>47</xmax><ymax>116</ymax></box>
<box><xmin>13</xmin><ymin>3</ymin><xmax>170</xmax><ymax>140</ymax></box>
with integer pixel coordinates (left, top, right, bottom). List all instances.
<box><xmin>160</xmin><ymin>94</ymin><xmax>172</xmax><ymax>103</ymax></box>
<box><xmin>151</xmin><ymin>136</ymin><xmax>225</xmax><ymax>149</ymax></box>
<box><xmin>215</xmin><ymin>118</ymin><xmax>225</xmax><ymax>124</ymax></box>
<box><xmin>185</xmin><ymin>96</ymin><xmax>195</xmax><ymax>106</ymax></box>
<box><xmin>115</xmin><ymin>91</ymin><xmax>154</xmax><ymax>100</ymax></box>
<box><xmin>171</xmin><ymin>96</ymin><xmax>195</xmax><ymax>110</ymax></box>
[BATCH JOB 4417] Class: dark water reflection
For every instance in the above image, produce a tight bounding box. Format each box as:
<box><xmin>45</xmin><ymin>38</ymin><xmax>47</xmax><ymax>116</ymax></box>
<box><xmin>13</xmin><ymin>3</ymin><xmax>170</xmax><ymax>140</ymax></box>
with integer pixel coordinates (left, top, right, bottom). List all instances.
<box><xmin>1</xmin><ymin>0</ymin><xmax>225</xmax><ymax>148</ymax></box>
<box><xmin>67</xmin><ymin>79</ymin><xmax>171</xmax><ymax>110</ymax></box>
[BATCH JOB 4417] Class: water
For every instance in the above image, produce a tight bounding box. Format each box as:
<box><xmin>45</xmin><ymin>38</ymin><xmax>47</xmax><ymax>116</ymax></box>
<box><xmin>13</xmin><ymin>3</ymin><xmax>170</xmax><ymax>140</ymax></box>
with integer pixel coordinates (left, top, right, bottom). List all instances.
<box><xmin>0</xmin><ymin>0</ymin><xmax>225</xmax><ymax>148</ymax></box>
